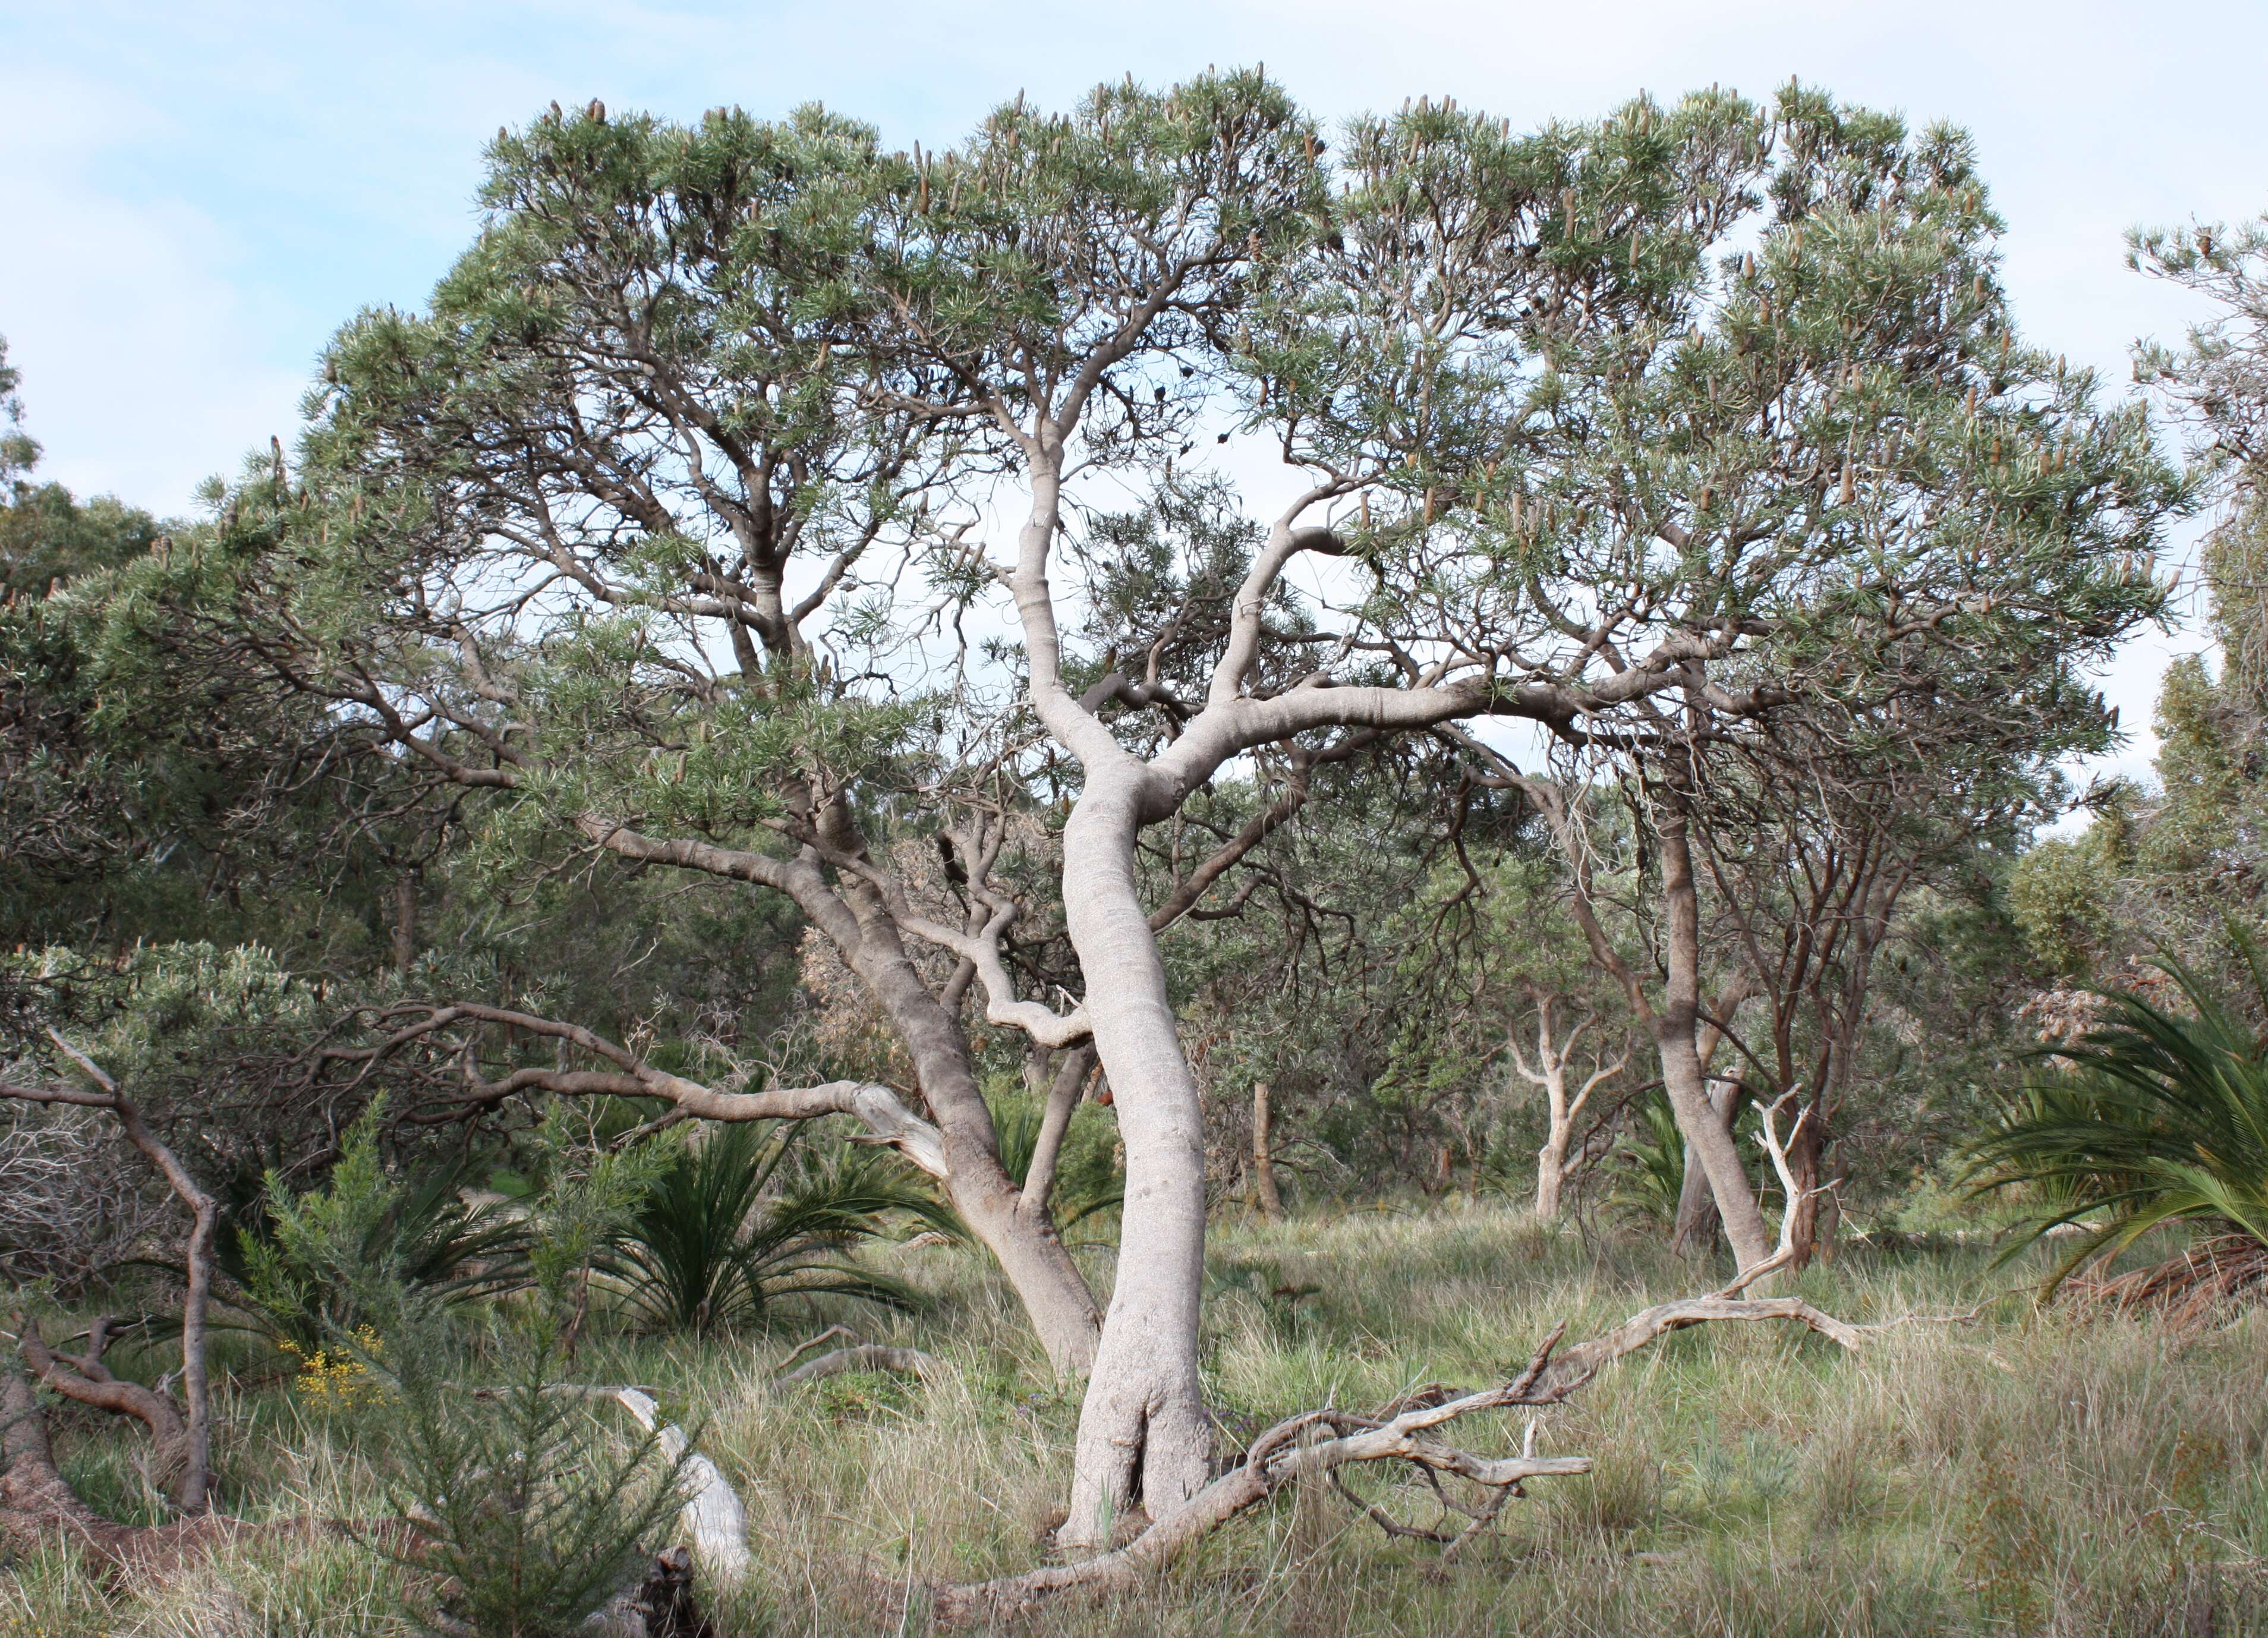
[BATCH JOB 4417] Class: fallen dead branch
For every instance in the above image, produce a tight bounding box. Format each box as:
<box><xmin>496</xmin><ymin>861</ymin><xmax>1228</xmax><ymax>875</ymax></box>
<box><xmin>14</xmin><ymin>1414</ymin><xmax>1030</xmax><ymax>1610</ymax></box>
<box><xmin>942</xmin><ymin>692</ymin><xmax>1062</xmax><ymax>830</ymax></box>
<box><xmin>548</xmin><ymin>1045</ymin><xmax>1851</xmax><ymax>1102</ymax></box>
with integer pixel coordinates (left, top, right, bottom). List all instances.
<box><xmin>935</xmin><ymin>1272</ymin><xmax>1873</xmax><ymax>1620</ymax></box>
<box><xmin>779</xmin><ymin>1347</ymin><xmax>945</xmax><ymax>1387</ymax></box>
<box><xmin>455</xmin><ymin>1381</ymin><xmax>753</xmax><ymax>1589</ymax></box>
<box><xmin>774</xmin><ymin>1325</ymin><xmax>946</xmax><ymax>1387</ymax></box>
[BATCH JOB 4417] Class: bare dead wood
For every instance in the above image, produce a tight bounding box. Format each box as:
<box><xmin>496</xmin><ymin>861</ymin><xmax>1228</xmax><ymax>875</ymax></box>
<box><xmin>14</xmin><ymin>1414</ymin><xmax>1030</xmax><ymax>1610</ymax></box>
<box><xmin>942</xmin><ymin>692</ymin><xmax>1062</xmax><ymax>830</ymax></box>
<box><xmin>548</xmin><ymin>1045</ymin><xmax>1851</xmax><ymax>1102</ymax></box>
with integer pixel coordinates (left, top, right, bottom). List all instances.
<box><xmin>4</xmin><ymin>1033</ymin><xmax>219</xmax><ymax>1513</ymax></box>
<box><xmin>777</xmin><ymin>1346</ymin><xmax>946</xmax><ymax>1387</ymax></box>
<box><xmin>17</xmin><ymin>1317</ymin><xmax>190</xmax><ymax>1502</ymax></box>
<box><xmin>935</xmin><ymin>1275</ymin><xmax>1870</xmax><ymax>1620</ymax></box>
<box><xmin>464</xmin><ymin>1381</ymin><xmax>753</xmax><ymax>1587</ymax></box>
<box><xmin>595</xmin><ymin>1387</ymin><xmax>751</xmax><ymax>1587</ymax></box>
<box><xmin>0</xmin><ymin>1368</ymin><xmax>347</xmax><ymax>1577</ymax></box>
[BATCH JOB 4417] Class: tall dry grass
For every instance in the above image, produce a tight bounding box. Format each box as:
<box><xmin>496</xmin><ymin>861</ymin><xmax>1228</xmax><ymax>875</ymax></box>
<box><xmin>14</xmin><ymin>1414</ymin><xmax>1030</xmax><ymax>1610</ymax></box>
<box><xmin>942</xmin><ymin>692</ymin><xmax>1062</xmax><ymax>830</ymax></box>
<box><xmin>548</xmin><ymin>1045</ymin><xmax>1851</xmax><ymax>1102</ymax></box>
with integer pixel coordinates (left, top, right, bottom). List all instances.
<box><xmin>9</xmin><ymin>1204</ymin><xmax>2267</xmax><ymax>1636</ymax></box>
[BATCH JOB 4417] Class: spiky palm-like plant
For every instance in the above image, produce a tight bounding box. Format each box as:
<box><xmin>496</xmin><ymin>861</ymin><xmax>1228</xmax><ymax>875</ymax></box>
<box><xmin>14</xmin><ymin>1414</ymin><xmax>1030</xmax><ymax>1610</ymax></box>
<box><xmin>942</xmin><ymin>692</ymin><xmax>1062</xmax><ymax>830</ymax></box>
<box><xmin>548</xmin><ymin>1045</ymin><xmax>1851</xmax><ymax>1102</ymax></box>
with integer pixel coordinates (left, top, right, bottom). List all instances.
<box><xmin>1968</xmin><ymin>956</ymin><xmax>2268</xmax><ymax>1293</ymax></box>
<box><xmin>1606</xmin><ymin>1091</ymin><xmax>1688</xmax><ymax>1228</ymax></box>
<box><xmin>607</xmin><ymin>1122</ymin><xmax>937</xmax><ymax>1336</ymax></box>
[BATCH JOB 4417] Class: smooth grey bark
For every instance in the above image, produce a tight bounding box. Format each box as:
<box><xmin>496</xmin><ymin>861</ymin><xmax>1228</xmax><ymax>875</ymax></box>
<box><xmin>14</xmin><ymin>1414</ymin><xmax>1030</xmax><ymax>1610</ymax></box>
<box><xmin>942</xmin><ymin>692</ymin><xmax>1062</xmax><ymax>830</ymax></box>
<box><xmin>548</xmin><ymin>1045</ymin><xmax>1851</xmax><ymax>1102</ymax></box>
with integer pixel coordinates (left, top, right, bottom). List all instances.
<box><xmin>1021</xmin><ymin>1045</ymin><xmax>1095</xmax><ymax>1224</ymax></box>
<box><xmin>1058</xmin><ymin>776</ymin><xmax>1213</xmax><ymax>1544</ymax></box>
<box><xmin>1653</xmin><ymin>811</ymin><xmax>1776</xmax><ymax>1272</ymax></box>
<box><xmin>1670</xmin><ymin>1079</ymin><xmax>1738</xmax><ymax>1254</ymax></box>
<box><xmin>1001</xmin><ymin>463</ymin><xmax>1502</xmax><ymax>1545</ymax></box>
<box><xmin>836</xmin><ymin>901</ymin><xmax>1105</xmax><ymax>1377</ymax></box>
<box><xmin>574</xmin><ymin>807</ymin><xmax>1107</xmax><ymax>1378</ymax></box>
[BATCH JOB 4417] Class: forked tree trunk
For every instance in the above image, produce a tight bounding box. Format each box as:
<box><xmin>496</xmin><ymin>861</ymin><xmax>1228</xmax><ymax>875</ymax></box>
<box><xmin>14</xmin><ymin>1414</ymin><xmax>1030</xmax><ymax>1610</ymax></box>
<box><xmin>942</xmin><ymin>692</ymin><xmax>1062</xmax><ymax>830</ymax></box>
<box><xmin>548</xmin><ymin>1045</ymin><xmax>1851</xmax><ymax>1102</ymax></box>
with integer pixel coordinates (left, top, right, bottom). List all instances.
<box><xmin>852</xmin><ymin>942</ymin><xmax>1102</xmax><ymax>1375</ymax></box>
<box><xmin>1250</xmin><ymin>1081</ymin><xmax>1283</xmax><ymax>1220</ymax></box>
<box><xmin>1512</xmin><ymin>996</ymin><xmax>1622</xmax><ymax>1227</ymax></box>
<box><xmin>1670</xmin><ymin>1079</ymin><xmax>1737</xmax><ymax>1255</ymax></box>
<box><xmin>1058</xmin><ymin>780</ymin><xmax>1212</xmax><ymax>1547</ymax></box>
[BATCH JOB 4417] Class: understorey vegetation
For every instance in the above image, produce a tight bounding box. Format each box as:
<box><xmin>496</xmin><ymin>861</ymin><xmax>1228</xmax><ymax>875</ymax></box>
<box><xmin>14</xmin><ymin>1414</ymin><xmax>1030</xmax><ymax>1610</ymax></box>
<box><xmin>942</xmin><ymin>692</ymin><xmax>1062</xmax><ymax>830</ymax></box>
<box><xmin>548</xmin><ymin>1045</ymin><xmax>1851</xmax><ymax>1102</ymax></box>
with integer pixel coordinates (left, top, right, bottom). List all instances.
<box><xmin>4</xmin><ymin>67</ymin><xmax>2267</xmax><ymax>1636</ymax></box>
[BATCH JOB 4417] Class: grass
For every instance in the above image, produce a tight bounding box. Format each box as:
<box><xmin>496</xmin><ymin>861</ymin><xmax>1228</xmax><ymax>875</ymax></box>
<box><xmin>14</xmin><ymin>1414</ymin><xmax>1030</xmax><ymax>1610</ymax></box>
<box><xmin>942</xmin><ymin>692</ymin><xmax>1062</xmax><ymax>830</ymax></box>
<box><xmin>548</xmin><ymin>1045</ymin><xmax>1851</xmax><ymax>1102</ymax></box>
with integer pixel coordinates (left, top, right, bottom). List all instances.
<box><xmin>10</xmin><ymin>1204</ymin><xmax>2268</xmax><ymax>1636</ymax></box>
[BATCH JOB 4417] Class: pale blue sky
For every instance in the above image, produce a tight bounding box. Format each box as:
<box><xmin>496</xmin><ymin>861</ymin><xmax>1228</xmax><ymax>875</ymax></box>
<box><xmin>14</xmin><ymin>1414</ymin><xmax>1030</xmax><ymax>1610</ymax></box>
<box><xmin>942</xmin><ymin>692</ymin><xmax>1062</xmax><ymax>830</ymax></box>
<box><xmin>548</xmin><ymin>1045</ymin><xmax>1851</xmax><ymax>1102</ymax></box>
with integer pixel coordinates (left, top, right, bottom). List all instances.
<box><xmin>5</xmin><ymin>0</ymin><xmax>2263</xmax><ymax>780</ymax></box>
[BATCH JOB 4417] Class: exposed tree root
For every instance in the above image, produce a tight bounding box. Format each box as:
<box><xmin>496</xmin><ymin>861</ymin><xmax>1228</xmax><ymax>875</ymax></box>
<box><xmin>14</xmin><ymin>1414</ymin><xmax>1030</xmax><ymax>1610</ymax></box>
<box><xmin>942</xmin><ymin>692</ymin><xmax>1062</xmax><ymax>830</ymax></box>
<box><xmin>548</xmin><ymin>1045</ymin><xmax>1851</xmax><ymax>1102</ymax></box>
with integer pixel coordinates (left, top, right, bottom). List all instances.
<box><xmin>935</xmin><ymin>1272</ymin><xmax>1870</xmax><ymax>1621</ymax></box>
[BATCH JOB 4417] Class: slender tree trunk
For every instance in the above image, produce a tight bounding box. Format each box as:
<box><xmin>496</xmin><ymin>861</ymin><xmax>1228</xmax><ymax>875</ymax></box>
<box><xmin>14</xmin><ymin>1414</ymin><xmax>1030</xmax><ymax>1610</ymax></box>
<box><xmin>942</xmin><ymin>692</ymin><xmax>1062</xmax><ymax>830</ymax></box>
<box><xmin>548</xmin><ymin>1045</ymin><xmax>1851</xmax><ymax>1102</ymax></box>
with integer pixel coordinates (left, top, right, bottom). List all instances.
<box><xmin>390</xmin><ymin>871</ymin><xmax>418</xmax><ymax>975</ymax></box>
<box><xmin>1670</xmin><ymin>1079</ymin><xmax>1737</xmax><ymax>1255</ymax></box>
<box><xmin>1535</xmin><ymin>1123</ymin><xmax>1570</xmax><ymax>1224</ymax></box>
<box><xmin>1249</xmin><ymin>1081</ymin><xmax>1283</xmax><ymax>1221</ymax></box>
<box><xmin>1059</xmin><ymin>777</ymin><xmax>1211</xmax><ymax>1548</ymax></box>
<box><xmin>175</xmin><ymin>1190</ymin><xmax>216</xmax><ymax>1514</ymax></box>
<box><xmin>1784</xmin><ymin>1102</ymin><xmax>1829</xmax><ymax>1271</ymax></box>
<box><xmin>1655</xmin><ymin>811</ymin><xmax>1775</xmax><ymax>1272</ymax></box>
<box><xmin>1021</xmin><ymin>1046</ymin><xmax>1094</xmax><ymax>1223</ymax></box>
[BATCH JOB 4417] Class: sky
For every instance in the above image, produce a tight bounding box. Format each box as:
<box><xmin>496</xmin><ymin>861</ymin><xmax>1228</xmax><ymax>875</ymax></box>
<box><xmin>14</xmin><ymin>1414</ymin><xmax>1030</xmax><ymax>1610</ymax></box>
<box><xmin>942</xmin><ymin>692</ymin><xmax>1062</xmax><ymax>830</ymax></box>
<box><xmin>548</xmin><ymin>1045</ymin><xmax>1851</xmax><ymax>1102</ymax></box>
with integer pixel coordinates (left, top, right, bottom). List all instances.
<box><xmin>4</xmin><ymin>0</ymin><xmax>2261</xmax><ymax>787</ymax></box>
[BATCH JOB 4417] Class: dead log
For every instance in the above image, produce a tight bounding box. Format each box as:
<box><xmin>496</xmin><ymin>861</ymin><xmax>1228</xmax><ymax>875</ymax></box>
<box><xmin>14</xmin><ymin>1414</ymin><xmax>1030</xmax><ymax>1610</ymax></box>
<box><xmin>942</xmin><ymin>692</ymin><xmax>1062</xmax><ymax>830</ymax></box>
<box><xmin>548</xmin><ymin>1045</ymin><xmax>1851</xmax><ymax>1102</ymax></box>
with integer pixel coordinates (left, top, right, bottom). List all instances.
<box><xmin>515</xmin><ymin>1384</ymin><xmax>751</xmax><ymax>1587</ymax></box>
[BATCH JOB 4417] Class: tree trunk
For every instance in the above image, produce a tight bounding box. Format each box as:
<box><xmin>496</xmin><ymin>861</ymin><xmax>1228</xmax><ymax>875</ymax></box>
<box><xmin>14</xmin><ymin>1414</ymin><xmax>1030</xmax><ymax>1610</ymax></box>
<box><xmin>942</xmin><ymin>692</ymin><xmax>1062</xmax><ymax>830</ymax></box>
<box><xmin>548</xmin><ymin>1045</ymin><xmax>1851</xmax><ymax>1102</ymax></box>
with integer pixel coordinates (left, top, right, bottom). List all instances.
<box><xmin>390</xmin><ymin>871</ymin><xmax>418</xmax><ymax>975</ymax></box>
<box><xmin>1535</xmin><ymin>1123</ymin><xmax>1570</xmax><ymax>1224</ymax></box>
<box><xmin>843</xmin><ymin>930</ymin><xmax>1102</xmax><ymax>1376</ymax></box>
<box><xmin>1249</xmin><ymin>1081</ymin><xmax>1282</xmax><ymax>1221</ymax></box>
<box><xmin>1670</xmin><ymin>1079</ymin><xmax>1737</xmax><ymax>1256</ymax></box>
<box><xmin>1784</xmin><ymin>1103</ymin><xmax>1829</xmax><ymax>1271</ymax></box>
<box><xmin>177</xmin><ymin>1189</ymin><xmax>217</xmax><ymax>1513</ymax></box>
<box><xmin>1656</xmin><ymin>811</ymin><xmax>1776</xmax><ymax>1273</ymax></box>
<box><xmin>1058</xmin><ymin>777</ymin><xmax>1212</xmax><ymax>1548</ymax></box>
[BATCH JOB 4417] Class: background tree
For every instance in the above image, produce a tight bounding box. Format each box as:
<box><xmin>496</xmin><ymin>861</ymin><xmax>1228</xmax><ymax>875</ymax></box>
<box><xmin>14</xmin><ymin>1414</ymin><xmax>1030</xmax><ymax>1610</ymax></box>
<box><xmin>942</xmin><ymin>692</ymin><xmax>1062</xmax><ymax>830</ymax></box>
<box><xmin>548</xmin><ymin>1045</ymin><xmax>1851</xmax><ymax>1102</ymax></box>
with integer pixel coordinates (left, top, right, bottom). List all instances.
<box><xmin>1426</xmin><ymin>86</ymin><xmax>2179</xmax><ymax>1269</ymax></box>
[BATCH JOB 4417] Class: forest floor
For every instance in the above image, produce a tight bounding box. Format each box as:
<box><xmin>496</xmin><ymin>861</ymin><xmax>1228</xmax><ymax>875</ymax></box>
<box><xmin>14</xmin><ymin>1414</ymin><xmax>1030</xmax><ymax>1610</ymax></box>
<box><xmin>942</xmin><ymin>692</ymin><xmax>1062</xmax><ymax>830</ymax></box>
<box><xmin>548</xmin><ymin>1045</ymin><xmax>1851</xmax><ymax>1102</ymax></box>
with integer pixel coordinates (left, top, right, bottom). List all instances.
<box><xmin>10</xmin><ymin>1204</ymin><xmax>2268</xmax><ymax>1637</ymax></box>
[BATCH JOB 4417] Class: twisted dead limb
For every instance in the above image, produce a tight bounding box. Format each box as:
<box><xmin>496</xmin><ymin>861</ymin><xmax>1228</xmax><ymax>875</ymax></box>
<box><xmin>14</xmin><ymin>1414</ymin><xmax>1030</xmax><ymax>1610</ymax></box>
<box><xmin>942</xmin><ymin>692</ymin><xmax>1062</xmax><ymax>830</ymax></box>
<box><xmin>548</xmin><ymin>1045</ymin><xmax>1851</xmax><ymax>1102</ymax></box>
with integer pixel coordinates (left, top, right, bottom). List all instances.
<box><xmin>17</xmin><ymin>1316</ymin><xmax>193</xmax><ymax>1507</ymax></box>
<box><xmin>0</xmin><ymin>1369</ymin><xmax>345</xmax><ymax>1577</ymax></box>
<box><xmin>2</xmin><ymin>1032</ymin><xmax>218</xmax><ymax>1513</ymax></box>
<box><xmin>593</xmin><ymin>1386</ymin><xmax>751</xmax><ymax>1588</ymax></box>
<box><xmin>936</xmin><ymin>1275</ymin><xmax>1866</xmax><ymax>1620</ymax></box>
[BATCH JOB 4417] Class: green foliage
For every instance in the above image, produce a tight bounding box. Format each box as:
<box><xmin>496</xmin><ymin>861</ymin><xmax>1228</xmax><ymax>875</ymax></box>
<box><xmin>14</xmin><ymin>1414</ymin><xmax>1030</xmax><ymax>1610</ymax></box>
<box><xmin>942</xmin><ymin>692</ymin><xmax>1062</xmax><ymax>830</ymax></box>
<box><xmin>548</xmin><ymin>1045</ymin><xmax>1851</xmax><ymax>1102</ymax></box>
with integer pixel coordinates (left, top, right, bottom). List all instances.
<box><xmin>238</xmin><ymin>1104</ymin><xmax>526</xmax><ymax>1349</ymax></box>
<box><xmin>2008</xmin><ymin>830</ymin><xmax>2123</xmax><ymax>978</ymax></box>
<box><xmin>1608</xmin><ymin>1091</ymin><xmax>1689</xmax><ymax>1227</ymax></box>
<box><xmin>607</xmin><ymin>1121</ymin><xmax>933</xmax><ymax>1335</ymax></box>
<box><xmin>982</xmin><ymin>1085</ymin><xmax>1122</xmax><ymax>1228</ymax></box>
<box><xmin>380</xmin><ymin>1306</ymin><xmax>691</xmax><ymax>1638</ymax></box>
<box><xmin>1967</xmin><ymin>953</ymin><xmax>2268</xmax><ymax>1289</ymax></box>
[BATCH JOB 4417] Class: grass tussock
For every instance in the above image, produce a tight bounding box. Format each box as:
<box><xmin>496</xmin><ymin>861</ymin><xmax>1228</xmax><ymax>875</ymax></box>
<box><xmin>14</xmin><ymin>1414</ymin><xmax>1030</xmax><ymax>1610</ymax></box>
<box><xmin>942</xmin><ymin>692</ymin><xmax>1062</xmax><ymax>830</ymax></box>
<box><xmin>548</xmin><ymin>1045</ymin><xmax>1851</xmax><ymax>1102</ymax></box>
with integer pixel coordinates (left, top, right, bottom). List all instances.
<box><xmin>10</xmin><ymin>1204</ymin><xmax>2268</xmax><ymax>1636</ymax></box>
